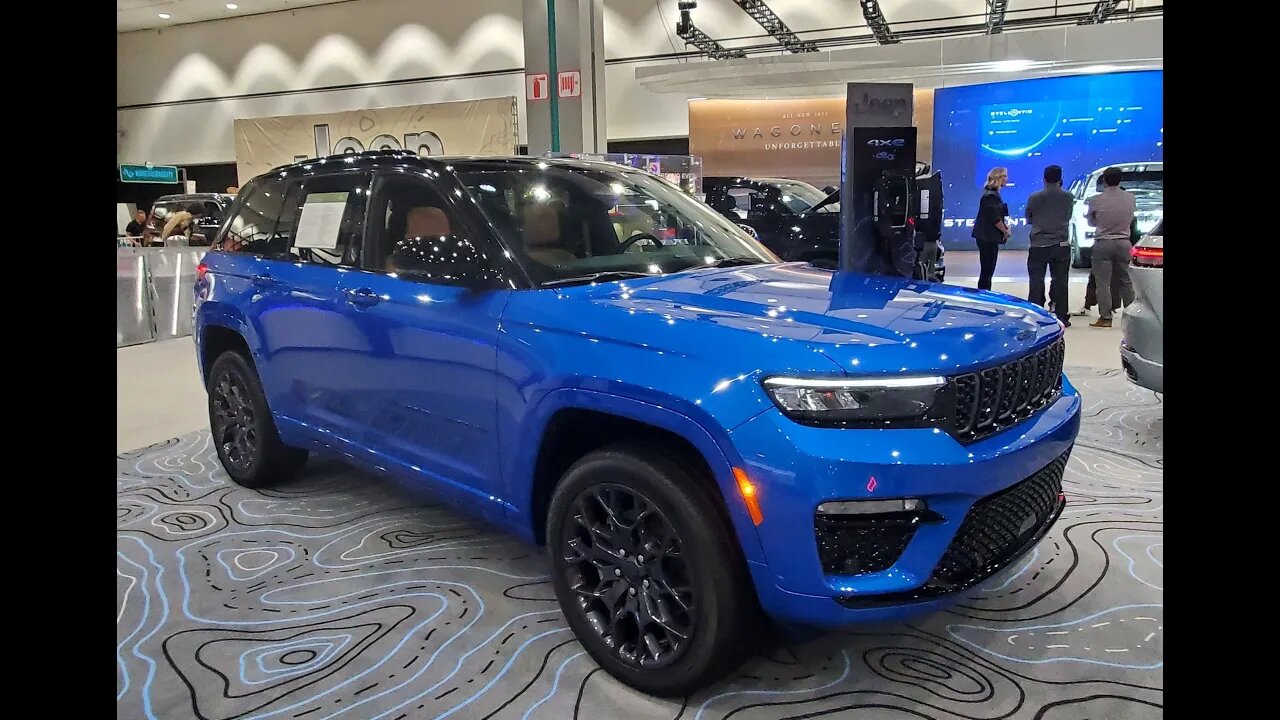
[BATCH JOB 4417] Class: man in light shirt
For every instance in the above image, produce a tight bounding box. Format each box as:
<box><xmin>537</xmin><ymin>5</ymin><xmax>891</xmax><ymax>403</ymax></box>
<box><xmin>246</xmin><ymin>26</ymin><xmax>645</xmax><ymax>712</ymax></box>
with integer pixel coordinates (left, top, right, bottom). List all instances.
<box><xmin>1082</xmin><ymin>167</ymin><xmax>1136</xmax><ymax>328</ymax></box>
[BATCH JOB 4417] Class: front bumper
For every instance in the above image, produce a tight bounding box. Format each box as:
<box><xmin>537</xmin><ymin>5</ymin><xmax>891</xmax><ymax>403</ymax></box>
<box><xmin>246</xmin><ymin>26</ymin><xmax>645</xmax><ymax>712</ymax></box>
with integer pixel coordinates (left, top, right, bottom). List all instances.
<box><xmin>729</xmin><ymin>378</ymin><xmax>1081</xmax><ymax>627</ymax></box>
<box><xmin>1121</xmin><ymin>341</ymin><xmax>1163</xmax><ymax>393</ymax></box>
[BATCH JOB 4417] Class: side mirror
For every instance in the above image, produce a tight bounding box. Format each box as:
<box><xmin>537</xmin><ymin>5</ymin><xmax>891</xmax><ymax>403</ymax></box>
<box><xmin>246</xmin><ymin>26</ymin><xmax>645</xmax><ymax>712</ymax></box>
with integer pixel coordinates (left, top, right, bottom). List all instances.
<box><xmin>390</xmin><ymin>234</ymin><xmax>498</xmax><ymax>289</ymax></box>
<box><xmin>822</xmin><ymin>185</ymin><xmax>838</xmax><ymax>195</ymax></box>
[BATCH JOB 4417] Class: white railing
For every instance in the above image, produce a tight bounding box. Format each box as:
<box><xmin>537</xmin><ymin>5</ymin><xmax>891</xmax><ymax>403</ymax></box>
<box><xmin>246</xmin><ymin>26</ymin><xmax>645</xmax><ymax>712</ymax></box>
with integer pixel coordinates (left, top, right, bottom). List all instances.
<box><xmin>116</xmin><ymin>246</ymin><xmax>208</xmax><ymax>347</ymax></box>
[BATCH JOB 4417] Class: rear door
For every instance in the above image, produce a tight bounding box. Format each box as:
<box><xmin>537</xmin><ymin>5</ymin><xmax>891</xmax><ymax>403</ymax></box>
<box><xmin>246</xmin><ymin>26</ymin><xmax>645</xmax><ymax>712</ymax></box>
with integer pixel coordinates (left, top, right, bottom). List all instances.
<box><xmin>212</xmin><ymin>172</ymin><xmax>370</xmax><ymax>431</ymax></box>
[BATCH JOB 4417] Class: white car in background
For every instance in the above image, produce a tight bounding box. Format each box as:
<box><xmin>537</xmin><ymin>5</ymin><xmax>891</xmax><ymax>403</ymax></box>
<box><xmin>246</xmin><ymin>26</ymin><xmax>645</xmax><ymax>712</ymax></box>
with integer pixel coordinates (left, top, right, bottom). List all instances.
<box><xmin>1068</xmin><ymin>162</ymin><xmax>1163</xmax><ymax>268</ymax></box>
<box><xmin>1120</xmin><ymin>219</ymin><xmax>1163</xmax><ymax>392</ymax></box>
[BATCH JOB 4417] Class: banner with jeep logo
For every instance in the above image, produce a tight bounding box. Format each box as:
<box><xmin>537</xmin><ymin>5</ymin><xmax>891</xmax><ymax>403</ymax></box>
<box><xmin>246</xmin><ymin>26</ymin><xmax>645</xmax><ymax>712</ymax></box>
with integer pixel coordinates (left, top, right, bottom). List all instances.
<box><xmin>232</xmin><ymin>97</ymin><xmax>519</xmax><ymax>182</ymax></box>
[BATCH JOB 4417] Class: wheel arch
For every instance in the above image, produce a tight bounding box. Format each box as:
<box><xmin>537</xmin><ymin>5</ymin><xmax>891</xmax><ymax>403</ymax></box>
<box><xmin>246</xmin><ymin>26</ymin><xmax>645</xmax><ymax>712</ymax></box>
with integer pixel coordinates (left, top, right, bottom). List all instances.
<box><xmin>512</xmin><ymin>388</ymin><xmax>767</xmax><ymax>565</ymax></box>
<box><xmin>195</xmin><ymin>304</ymin><xmax>261</xmax><ymax>385</ymax></box>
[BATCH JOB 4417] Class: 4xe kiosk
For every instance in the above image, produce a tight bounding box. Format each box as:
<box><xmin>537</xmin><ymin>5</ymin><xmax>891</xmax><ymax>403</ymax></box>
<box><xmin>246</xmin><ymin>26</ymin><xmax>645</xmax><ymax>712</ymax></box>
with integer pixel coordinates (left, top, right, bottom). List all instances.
<box><xmin>838</xmin><ymin>82</ymin><xmax>942</xmax><ymax>280</ymax></box>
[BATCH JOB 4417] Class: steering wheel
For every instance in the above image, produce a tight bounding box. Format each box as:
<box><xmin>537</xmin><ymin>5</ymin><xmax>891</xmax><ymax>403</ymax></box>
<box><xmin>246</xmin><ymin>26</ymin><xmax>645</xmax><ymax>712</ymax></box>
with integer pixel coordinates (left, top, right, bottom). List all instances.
<box><xmin>618</xmin><ymin>232</ymin><xmax>664</xmax><ymax>253</ymax></box>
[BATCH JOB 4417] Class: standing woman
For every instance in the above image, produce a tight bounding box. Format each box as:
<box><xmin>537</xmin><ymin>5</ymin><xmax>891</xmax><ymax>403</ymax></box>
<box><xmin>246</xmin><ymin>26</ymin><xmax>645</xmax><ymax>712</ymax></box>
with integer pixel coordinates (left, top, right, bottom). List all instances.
<box><xmin>972</xmin><ymin>167</ymin><xmax>1011</xmax><ymax>290</ymax></box>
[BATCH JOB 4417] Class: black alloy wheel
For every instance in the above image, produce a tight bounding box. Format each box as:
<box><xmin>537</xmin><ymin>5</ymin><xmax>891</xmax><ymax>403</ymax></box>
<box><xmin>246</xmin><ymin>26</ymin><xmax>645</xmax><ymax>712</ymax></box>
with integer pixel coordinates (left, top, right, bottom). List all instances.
<box><xmin>211</xmin><ymin>371</ymin><xmax>258</xmax><ymax>473</ymax></box>
<box><xmin>560</xmin><ymin>484</ymin><xmax>694</xmax><ymax>670</ymax></box>
<box><xmin>206</xmin><ymin>351</ymin><xmax>308</xmax><ymax>489</ymax></box>
<box><xmin>546</xmin><ymin>443</ymin><xmax>760</xmax><ymax>696</ymax></box>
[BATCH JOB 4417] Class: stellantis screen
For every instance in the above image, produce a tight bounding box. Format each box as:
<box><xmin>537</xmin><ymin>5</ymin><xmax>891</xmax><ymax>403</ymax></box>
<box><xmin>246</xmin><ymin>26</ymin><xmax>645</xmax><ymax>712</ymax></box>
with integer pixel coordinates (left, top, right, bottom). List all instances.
<box><xmin>931</xmin><ymin>70</ymin><xmax>1163</xmax><ymax>249</ymax></box>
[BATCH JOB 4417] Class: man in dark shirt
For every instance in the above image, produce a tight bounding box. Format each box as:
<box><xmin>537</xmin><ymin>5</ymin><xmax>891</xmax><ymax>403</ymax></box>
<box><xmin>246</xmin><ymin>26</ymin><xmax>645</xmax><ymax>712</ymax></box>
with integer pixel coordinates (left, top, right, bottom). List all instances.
<box><xmin>124</xmin><ymin>209</ymin><xmax>147</xmax><ymax>239</ymax></box>
<box><xmin>1024</xmin><ymin>165</ymin><xmax>1073</xmax><ymax>325</ymax></box>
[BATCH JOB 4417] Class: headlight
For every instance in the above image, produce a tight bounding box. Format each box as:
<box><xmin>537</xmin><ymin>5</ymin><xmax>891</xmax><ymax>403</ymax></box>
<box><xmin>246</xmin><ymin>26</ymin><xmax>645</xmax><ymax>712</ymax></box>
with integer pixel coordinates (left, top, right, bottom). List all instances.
<box><xmin>762</xmin><ymin>375</ymin><xmax>949</xmax><ymax>426</ymax></box>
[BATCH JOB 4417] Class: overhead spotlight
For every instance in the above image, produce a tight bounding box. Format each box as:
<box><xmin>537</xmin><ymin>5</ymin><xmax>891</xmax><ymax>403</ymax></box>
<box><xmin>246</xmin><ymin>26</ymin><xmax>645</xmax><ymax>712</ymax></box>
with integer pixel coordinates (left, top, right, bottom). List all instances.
<box><xmin>157</xmin><ymin>13</ymin><xmax>171</xmax><ymax>19</ymax></box>
<box><xmin>226</xmin><ymin>3</ymin><xmax>239</xmax><ymax>9</ymax></box>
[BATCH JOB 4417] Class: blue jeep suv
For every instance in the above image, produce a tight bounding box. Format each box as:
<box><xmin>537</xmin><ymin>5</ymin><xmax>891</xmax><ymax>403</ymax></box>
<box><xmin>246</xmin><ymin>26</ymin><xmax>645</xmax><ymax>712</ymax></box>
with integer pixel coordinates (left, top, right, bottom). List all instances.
<box><xmin>194</xmin><ymin>151</ymin><xmax>1080</xmax><ymax>696</ymax></box>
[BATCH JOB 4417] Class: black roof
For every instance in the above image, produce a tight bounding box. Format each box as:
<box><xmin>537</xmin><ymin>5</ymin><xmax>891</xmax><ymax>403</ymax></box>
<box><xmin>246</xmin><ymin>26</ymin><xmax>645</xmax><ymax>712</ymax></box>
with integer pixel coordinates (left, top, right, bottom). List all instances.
<box><xmin>262</xmin><ymin>150</ymin><xmax>632</xmax><ymax>179</ymax></box>
<box><xmin>153</xmin><ymin>192</ymin><xmax>234</xmax><ymax>204</ymax></box>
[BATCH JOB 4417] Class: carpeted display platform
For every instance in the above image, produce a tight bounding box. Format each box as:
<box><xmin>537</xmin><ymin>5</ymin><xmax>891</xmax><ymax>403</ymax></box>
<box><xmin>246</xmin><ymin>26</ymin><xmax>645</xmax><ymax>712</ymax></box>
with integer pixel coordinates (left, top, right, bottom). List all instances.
<box><xmin>117</xmin><ymin>367</ymin><xmax>1162</xmax><ymax>720</ymax></box>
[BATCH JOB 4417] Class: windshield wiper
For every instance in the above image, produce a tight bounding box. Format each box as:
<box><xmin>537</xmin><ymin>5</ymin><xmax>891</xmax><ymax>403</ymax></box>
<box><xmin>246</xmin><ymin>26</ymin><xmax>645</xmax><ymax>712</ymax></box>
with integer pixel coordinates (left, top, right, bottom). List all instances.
<box><xmin>702</xmin><ymin>257</ymin><xmax>764</xmax><ymax>268</ymax></box>
<box><xmin>540</xmin><ymin>271</ymin><xmax>655</xmax><ymax>288</ymax></box>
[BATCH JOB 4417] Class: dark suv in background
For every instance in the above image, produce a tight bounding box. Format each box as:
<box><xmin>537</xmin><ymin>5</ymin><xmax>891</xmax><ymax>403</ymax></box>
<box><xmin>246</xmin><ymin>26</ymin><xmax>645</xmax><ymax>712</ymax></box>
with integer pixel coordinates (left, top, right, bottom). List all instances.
<box><xmin>703</xmin><ymin>176</ymin><xmax>944</xmax><ymax>279</ymax></box>
<box><xmin>704</xmin><ymin>177</ymin><xmax>840</xmax><ymax>265</ymax></box>
<box><xmin>144</xmin><ymin>193</ymin><xmax>234</xmax><ymax>246</ymax></box>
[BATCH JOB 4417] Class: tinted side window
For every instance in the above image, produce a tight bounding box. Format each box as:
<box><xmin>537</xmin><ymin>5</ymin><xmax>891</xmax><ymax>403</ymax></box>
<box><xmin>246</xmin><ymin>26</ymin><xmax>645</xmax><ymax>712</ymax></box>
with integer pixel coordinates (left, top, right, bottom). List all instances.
<box><xmin>219</xmin><ymin>178</ymin><xmax>295</xmax><ymax>255</ymax></box>
<box><xmin>367</xmin><ymin>174</ymin><xmax>483</xmax><ymax>285</ymax></box>
<box><xmin>283</xmin><ymin>173</ymin><xmax>371</xmax><ymax>268</ymax></box>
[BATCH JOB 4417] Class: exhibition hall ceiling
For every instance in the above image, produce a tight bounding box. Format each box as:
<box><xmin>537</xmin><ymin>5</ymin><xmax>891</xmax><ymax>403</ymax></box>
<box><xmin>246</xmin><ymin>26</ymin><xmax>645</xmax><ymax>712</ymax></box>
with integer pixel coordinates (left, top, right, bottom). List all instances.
<box><xmin>117</xmin><ymin>0</ymin><xmax>346</xmax><ymax>32</ymax></box>
<box><xmin>118</xmin><ymin>0</ymin><xmax>1164</xmax><ymax>42</ymax></box>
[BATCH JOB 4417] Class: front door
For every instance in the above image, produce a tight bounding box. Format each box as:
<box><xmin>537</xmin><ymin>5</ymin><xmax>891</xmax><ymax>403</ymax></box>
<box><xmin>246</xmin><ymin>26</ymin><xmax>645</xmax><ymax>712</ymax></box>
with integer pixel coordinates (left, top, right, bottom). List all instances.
<box><xmin>334</xmin><ymin>171</ymin><xmax>508</xmax><ymax>512</ymax></box>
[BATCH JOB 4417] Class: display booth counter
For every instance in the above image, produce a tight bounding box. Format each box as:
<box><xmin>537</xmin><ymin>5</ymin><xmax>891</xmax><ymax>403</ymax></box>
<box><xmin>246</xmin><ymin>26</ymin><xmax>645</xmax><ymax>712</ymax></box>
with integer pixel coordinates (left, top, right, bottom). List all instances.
<box><xmin>116</xmin><ymin>246</ymin><xmax>206</xmax><ymax>348</ymax></box>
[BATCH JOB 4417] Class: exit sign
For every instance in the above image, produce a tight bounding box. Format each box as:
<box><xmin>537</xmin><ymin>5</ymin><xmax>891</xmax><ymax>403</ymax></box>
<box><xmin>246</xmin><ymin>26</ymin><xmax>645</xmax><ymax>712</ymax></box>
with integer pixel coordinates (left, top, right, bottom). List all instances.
<box><xmin>120</xmin><ymin>164</ymin><xmax>180</xmax><ymax>184</ymax></box>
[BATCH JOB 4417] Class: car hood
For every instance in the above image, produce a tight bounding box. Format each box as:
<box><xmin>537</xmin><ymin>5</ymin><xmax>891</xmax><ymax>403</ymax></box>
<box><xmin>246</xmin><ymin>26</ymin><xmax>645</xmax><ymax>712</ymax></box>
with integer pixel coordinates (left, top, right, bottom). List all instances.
<box><xmin>549</xmin><ymin>263</ymin><xmax>1061</xmax><ymax>375</ymax></box>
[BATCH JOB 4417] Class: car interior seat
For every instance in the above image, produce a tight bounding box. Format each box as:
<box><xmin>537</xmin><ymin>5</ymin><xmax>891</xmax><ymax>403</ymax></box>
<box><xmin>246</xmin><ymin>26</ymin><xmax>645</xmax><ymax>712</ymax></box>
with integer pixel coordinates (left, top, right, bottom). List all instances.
<box><xmin>521</xmin><ymin>201</ymin><xmax>576</xmax><ymax>266</ymax></box>
<box><xmin>388</xmin><ymin>206</ymin><xmax>451</xmax><ymax>271</ymax></box>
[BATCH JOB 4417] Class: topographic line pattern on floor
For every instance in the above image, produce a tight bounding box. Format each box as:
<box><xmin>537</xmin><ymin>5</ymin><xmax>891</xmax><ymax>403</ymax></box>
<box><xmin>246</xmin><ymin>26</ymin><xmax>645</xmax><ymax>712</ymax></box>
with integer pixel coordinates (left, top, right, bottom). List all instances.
<box><xmin>118</xmin><ymin>366</ymin><xmax>1161</xmax><ymax>719</ymax></box>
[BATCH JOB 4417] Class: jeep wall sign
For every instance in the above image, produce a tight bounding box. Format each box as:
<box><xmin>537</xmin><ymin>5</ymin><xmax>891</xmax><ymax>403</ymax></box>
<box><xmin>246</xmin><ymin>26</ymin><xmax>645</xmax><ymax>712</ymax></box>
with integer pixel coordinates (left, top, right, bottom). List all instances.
<box><xmin>231</xmin><ymin>97</ymin><xmax>518</xmax><ymax>183</ymax></box>
<box><xmin>846</xmin><ymin>83</ymin><xmax>915</xmax><ymax>128</ymax></box>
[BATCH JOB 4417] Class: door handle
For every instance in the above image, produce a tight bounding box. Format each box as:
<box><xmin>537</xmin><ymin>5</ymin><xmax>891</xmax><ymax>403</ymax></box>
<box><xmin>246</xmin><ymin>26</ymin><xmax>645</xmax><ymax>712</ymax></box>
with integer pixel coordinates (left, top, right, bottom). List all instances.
<box><xmin>250</xmin><ymin>274</ymin><xmax>276</xmax><ymax>288</ymax></box>
<box><xmin>342</xmin><ymin>287</ymin><xmax>382</xmax><ymax>307</ymax></box>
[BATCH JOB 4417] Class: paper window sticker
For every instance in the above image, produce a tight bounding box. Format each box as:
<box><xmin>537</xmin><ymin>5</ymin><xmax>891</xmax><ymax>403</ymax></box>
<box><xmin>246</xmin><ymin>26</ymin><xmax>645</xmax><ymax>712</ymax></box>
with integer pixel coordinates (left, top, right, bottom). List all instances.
<box><xmin>294</xmin><ymin>192</ymin><xmax>350</xmax><ymax>250</ymax></box>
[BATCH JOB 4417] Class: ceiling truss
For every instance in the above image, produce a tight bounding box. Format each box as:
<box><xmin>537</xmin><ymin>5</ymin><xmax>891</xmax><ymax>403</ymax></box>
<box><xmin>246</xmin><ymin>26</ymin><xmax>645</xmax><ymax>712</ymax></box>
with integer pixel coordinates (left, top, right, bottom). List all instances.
<box><xmin>859</xmin><ymin>0</ymin><xmax>899</xmax><ymax>45</ymax></box>
<box><xmin>1079</xmin><ymin>0</ymin><xmax>1124</xmax><ymax>24</ymax></box>
<box><xmin>675</xmin><ymin>1</ymin><xmax>746</xmax><ymax>59</ymax></box>
<box><xmin>730</xmin><ymin>0</ymin><xmax>819</xmax><ymax>53</ymax></box>
<box><xmin>985</xmin><ymin>0</ymin><xmax>1008</xmax><ymax>33</ymax></box>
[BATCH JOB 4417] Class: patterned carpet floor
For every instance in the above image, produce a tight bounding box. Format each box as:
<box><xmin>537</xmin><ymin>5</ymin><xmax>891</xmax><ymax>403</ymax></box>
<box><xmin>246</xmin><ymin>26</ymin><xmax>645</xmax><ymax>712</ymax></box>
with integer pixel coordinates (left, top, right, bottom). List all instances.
<box><xmin>117</xmin><ymin>366</ymin><xmax>1162</xmax><ymax>720</ymax></box>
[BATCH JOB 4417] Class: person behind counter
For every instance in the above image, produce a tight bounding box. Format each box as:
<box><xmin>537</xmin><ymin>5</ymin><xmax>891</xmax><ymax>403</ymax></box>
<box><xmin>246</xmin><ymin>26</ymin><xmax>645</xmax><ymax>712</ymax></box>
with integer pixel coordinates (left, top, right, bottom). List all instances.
<box><xmin>125</xmin><ymin>209</ymin><xmax>146</xmax><ymax>238</ymax></box>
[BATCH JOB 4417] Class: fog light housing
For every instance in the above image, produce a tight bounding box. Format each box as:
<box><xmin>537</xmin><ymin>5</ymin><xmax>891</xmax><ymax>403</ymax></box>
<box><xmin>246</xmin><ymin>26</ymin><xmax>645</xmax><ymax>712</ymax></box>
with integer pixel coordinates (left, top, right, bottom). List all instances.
<box><xmin>817</xmin><ymin>498</ymin><xmax>926</xmax><ymax>515</ymax></box>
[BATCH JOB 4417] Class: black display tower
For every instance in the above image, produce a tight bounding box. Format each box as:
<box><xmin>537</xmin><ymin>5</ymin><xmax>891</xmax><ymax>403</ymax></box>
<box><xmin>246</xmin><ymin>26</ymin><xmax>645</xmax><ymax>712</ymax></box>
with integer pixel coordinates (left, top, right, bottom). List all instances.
<box><xmin>838</xmin><ymin>82</ymin><xmax>918</xmax><ymax>274</ymax></box>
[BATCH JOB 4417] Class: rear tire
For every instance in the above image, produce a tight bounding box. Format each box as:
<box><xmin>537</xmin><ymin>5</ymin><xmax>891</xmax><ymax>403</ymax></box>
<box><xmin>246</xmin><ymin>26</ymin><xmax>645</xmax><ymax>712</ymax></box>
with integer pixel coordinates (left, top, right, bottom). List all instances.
<box><xmin>546</xmin><ymin>443</ymin><xmax>759</xmax><ymax>696</ymax></box>
<box><xmin>207</xmin><ymin>350</ymin><xmax>308</xmax><ymax>489</ymax></box>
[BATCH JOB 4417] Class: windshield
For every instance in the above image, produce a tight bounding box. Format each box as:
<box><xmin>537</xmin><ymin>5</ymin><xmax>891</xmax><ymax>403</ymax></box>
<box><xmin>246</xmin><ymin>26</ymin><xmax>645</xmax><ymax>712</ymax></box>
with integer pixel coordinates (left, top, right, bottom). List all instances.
<box><xmin>458</xmin><ymin>165</ymin><xmax>779</xmax><ymax>286</ymax></box>
<box><xmin>807</xmin><ymin>190</ymin><xmax>840</xmax><ymax>214</ymax></box>
<box><xmin>1094</xmin><ymin>170</ymin><xmax>1163</xmax><ymax>195</ymax></box>
<box><xmin>771</xmin><ymin>180</ymin><xmax>829</xmax><ymax>213</ymax></box>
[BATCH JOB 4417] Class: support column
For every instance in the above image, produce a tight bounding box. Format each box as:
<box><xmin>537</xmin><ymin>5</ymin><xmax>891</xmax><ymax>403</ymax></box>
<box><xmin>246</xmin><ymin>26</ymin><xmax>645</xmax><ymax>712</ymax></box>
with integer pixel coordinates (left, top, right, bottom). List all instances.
<box><xmin>523</xmin><ymin>0</ymin><xmax>606</xmax><ymax>155</ymax></box>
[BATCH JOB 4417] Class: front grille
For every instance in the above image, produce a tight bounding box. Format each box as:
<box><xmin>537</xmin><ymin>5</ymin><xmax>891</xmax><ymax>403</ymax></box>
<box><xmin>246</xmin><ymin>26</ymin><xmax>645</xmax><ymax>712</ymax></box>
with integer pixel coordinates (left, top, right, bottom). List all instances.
<box><xmin>930</xmin><ymin>452</ymin><xmax>1067</xmax><ymax>589</ymax></box>
<box><xmin>951</xmin><ymin>338</ymin><xmax>1064</xmax><ymax>442</ymax></box>
<box><xmin>815</xmin><ymin>514</ymin><xmax>925</xmax><ymax>576</ymax></box>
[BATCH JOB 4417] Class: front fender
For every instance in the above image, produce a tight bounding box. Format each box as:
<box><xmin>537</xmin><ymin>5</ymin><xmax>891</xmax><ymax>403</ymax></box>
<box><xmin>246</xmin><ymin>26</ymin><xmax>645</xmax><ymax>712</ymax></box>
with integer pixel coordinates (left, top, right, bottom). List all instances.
<box><xmin>505</xmin><ymin>384</ymin><xmax>768</xmax><ymax>565</ymax></box>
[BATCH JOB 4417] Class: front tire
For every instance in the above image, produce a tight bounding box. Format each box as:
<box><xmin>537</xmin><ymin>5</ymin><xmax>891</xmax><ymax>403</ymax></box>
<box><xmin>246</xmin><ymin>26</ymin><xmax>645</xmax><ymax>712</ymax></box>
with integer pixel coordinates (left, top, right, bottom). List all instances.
<box><xmin>207</xmin><ymin>351</ymin><xmax>308</xmax><ymax>488</ymax></box>
<box><xmin>546</xmin><ymin>444</ymin><xmax>758</xmax><ymax>696</ymax></box>
<box><xmin>1070</xmin><ymin>227</ymin><xmax>1091</xmax><ymax>269</ymax></box>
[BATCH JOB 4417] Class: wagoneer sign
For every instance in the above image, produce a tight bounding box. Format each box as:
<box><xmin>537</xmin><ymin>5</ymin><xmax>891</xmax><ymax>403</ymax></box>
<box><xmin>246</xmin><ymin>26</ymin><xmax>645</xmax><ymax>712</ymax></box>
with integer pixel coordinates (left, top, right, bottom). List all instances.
<box><xmin>689</xmin><ymin>94</ymin><xmax>934</xmax><ymax>186</ymax></box>
<box><xmin>232</xmin><ymin>97</ymin><xmax>519</xmax><ymax>182</ymax></box>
